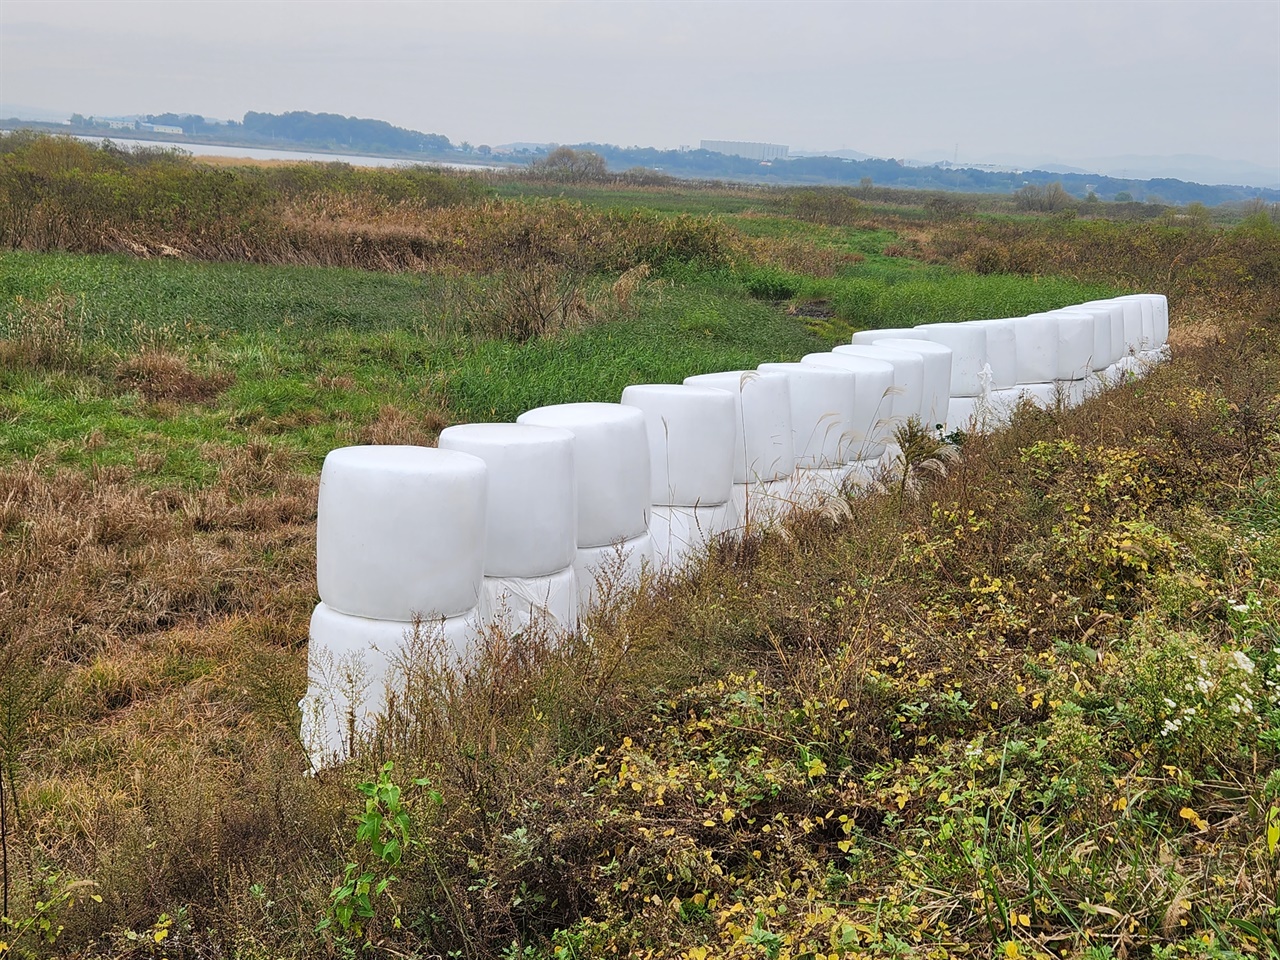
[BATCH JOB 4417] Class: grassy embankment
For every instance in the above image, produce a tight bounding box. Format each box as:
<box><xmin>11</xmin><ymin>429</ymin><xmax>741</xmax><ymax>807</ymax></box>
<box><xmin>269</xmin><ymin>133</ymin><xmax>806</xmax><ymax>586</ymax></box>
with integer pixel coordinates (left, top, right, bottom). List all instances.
<box><xmin>1</xmin><ymin>134</ymin><xmax>1279</xmax><ymax>959</ymax></box>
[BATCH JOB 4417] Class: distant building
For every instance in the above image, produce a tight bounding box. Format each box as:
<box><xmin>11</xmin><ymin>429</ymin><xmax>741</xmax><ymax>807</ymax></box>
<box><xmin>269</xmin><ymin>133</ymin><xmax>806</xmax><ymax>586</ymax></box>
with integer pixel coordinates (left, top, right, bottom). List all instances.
<box><xmin>700</xmin><ymin>140</ymin><xmax>789</xmax><ymax>162</ymax></box>
<box><xmin>139</xmin><ymin>123</ymin><xmax>184</xmax><ymax>135</ymax></box>
<box><xmin>94</xmin><ymin>118</ymin><xmax>135</xmax><ymax>130</ymax></box>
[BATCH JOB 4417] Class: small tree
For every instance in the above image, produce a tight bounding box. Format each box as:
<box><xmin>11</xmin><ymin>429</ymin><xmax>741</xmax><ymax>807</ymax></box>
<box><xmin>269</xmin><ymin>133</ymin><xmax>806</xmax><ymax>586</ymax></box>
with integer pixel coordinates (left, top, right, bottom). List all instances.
<box><xmin>532</xmin><ymin>147</ymin><xmax>608</xmax><ymax>181</ymax></box>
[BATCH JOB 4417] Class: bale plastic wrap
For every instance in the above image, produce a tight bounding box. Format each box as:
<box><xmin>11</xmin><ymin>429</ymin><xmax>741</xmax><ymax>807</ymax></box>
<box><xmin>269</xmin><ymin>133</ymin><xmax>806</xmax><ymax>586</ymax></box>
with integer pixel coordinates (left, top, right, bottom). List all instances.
<box><xmin>684</xmin><ymin>371</ymin><xmax>794</xmax><ymax>483</ymax></box>
<box><xmin>317</xmin><ymin>445</ymin><xmax>487</xmax><ymax>622</ymax></box>
<box><xmin>757</xmin><ymin>363</ymin><xmax>858</xmax><ymax>469</ymax></box>
<box><xmin>832</xmin><ymin>344</ymin><xmax>925</xmax><ymax>431</ymax></box>
<box><xmin>911</xmin><ymin>323</ymin><xmax>988</xmax><ymax>396</ymax></box>
<box><xmin>1010</xmin><ymin>315</ymin><xmax>1059</xmax><ymax>384</ymax></box>
<box><xmin>851</xmin><ymin>327</ymin><xmax>917</xmax><ymax>344</ymax></box>
<box><xmin>480</xmin><ymin>565</ymin><xmax>578</xmax><ymax>637</ymax></box>
<box><xmin>574</xmin><ymin>532</ymin><xmax>654</xmax><ymax>612</ymax></box>
<box><xmin>650</xmin><ymin>502</ymin><xmax>736</xmax><ymax>572</ymax></box>
<box><xmin>438</xmin><ymin>423</ymin><xmax>577</xmax><ymax>578</ymax></box>
<box><xmin>1116</xmin><ymin>299</ymin><xmax>1144</xmax><ymax>355</ymax></box>
<box><xmin>517</xmin><ymin>402</ymin><xmax>650</xmax><ymax>546</ymax></box>
<box><xmin>731</xmin><ymin>477</ymin><xmax>795</xmax><ymax>530</ymax></box>
<box><xmin>800</xmin><ymin>352</ymin><xmax>896</xmax><ymax>459</ymax></box>
<box><xmin>961</xmin><ymin>319</ymin><xmax>1018</xmax><ymax>389</ymax></box>
<box><xmin>1079</xmin><ymin>300</ymin><xmax>1126</xmax><ymax>366</ymax></box>
<box><xmin>301</xmin><ymin>602</ymin><xmax>481</xmax><ymax>769</ymax></box>
<box><xmin>868</xmin><ymin>338</ymin><xmax>953</xmax><ymax>431</ymax></box>
<box><xmin>1044</xmin><ymin>310</ymin><xmax>1095</xmax><ymax>381</ymax></box>
<box><xmin>945</xmin><ymin>395</ymin><xmax>987</xmax><ymax>434</ymax></box>
<box><xmin>621</xmin><ymin>384</ymin><xmax>737</xmax><ymax>507</ymax></box>
<box><xmin>1152</xmin><ymin>294</ymin><xmax>1170</xmax><ymax>348</ymax></box>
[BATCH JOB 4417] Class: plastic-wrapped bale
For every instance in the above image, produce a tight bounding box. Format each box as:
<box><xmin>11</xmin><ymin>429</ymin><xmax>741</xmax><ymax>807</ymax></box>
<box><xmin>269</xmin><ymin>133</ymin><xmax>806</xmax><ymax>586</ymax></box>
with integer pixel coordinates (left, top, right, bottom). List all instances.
<box><xmin>516</xmin><ymin>402</ymin><xmax>653</xmax><ymax>609</ymax></box>
<box><xmin>850</xmin><ymin>326</ymin><xmax>917</xmax><ymax>345</ymax></box>
<box><xmin>438</xmin><ymin>423</ymin><xmax>579</xmax><ymax>635</ymax></box>
<box><xmin>757</xmin><ymin>362</ymin><xmax>858</xmax><ymax>476</ymax></box>
<box><xmin>573</xmin><ymin>532</ymin><xmax>655</xmax><ymax>611</ymax></box>
<box><xmin>1009</xmin><ymin>314</ymin><xmax>1059</xmax><ymax>385</ymax></box>
<box><xmin>301</xmin><ymin>602</ymin><xmax>482</xmax><ymax>770</ymax></box>
<box><xmin>621</xmin><ymin>384</ymin><xmax>737</xmax><ymax>572</ymax></box>
<box><xmin>799</xmin><ymin>352</ymin><xmax>896</xmax><ymax>461</ymax></box>
<box><xmin>1062</xmin><ymin>303</ymin><xmax>1116</xmax><ymax>374</ymax></box>
<box><xmin>516</xmin><ymin>402</ymin><xmax>650</xmax><ymax>547</ymax></box>
<box><xmin>1119</xmin><ymin>293</ymin><xmax>1170</xmax><ymax>369</ymax></box>
<box><xmin>1076</xmin><ymin>299</ymin><xmax>1128</xmax><ymax>387</ymax></box>
<box><xmin>867</xmin><ymin>338</ymin><xmax>954</xmax><ymax>433</ymax></box>
<box><xmin>959</xmin><ymin>318</ymin><xmax>1018</xmax><ymax>390</ymax></box>
<box><xmin>832</xmin><ymin>343</ymin><xmax>926</xmax><ymax>452</ymax></box>
<box><xmin>480</xmin><ymin>565</ymin><xmax>579</xmax><ymax>638</ymax></box>
<box><xmin>1043</xmin><ymin>309</ymin><xmax>1096</xmax><ymax>386</ymax></box>
<box><xmin>650</xmin><ymin>502</ymin><xmax>737</xmax><ymax>571</ymax></box>
<box><xmin>911</xmin><ymin>323</ymin><xmax>988</xmax><ymax>398</ymax></box>
<box><xmin>316</xmin><ymin>445</ymin><xmax>487</xmax><ymax>622</ymax></box>
<box><xmin>684</xmin><ymin>370</ymin><xmax>795</xmax><ymax>530</ymax></box>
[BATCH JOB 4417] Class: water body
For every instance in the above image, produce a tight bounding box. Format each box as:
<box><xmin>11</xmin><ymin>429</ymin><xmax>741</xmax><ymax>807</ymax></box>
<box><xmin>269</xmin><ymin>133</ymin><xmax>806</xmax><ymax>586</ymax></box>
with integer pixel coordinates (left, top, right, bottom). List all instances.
<box><xmin>71</xmin><ymin>135</ymin><xmax>503</xmax><ymax>171</ymax></box>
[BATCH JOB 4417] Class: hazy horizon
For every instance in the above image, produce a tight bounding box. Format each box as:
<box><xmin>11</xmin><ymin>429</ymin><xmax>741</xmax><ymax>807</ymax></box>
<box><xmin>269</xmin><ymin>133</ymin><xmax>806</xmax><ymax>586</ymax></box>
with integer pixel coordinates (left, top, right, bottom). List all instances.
<box><xmin>3</xmin><ymin>0</ymin><xmax>1277</xmax><ymax>180</ymax></box>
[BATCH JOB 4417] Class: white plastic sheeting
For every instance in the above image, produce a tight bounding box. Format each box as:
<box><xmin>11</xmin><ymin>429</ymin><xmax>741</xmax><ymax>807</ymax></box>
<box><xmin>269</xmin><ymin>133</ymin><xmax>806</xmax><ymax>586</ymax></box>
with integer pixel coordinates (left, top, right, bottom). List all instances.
<box><xmin>757</xmin><ymin>362</ymin><xmax>858</xmax><ymax>469</ymax></box>
<box><xmin>650</xmin><ymin>502</ymin><xmax>736</xmax><ymax>571</ymax></box>
<box><xmin>732</xmin><ymin>476</ymin><xmax>795</xmax><ymax>529</ymax></box>
<box><xmin>683</xmin><ymin>370</ymin><xmax>795</xmax><ymax>484</ymax></box>
<box><xmin>574</xmin><ymin>533</ymin><xmax>655</xmax><ymax>611</ymax></box>
<box><xmin>869</xmin><ymin>338</ymin><xmax>954</xmax><ymax>432</ymax></box>
<box><xmin>301</xmin><ymin>602</ymin><xmax>481</xmax><ymax>769</ymax></box>
<box><xmin>911</xmin><ymin>323</ymin><xmax>988</xmax><ymax>397</ymax></box>
<box><xmin>1044</xmin><ymin>310</ymin><xmax>1096</xmax><ymax>381</ymax></box>
<box><xmin>621</xmin><ymin>384</ymin><xmax>737</xmax><ymax>508</ymax></box>
<box><xmin>789</xmin><ymin>465</ymin><xmax>849</xmax><ymax>506</ymax></box>
<box><xmin>799</xmin><ymin>352</ymin><xmax>896</xmax><ymax>459</ymax></box>
<box><xmin>480</xmin><ymin>565</ymin><xmax>578</xmax><ymax>637</ymax></box>
<box><xmin>316</xmin><ymin>445</ymin><xmax>487</xmax><ymax>622</ymax></box>
<box><xmin>1011</xmin><ymin>314</ymin><xmax>1060</xmax><ymax>384</ymax></box>
<box><xmin>438</xmin><ymin>423</ymin><xmax>577</xmax><ymax>578</ymax></box>
<box><xmin>960</xmin><ymin>319</ymin><xmax>1018</xmax><ymax>390</ymax></box>
<box><xmin>517</xmin><ymin>402</ymin><xmax>651</xmax><ymax>546</ymax></box>
<box><xmin>851</xmin><ymin>327</ymin><xmax>916</xmax><ymax>344</ymax></box>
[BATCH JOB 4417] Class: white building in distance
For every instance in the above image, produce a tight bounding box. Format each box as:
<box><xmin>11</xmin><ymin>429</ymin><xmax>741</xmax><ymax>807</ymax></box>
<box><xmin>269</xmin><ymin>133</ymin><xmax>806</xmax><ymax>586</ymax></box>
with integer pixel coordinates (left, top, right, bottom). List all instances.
<box><xmin>700</xmin><ymin>140</ymin><xmax>789</xmax><ymax>162</ymax></box>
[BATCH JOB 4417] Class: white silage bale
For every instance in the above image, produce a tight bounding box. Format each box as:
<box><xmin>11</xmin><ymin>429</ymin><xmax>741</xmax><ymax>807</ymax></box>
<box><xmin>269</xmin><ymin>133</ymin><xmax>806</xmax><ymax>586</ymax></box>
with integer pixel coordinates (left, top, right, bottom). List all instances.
<box><xmin>732</xmin><ymin>477</ymin><xmax>795</xmax><ymax>530</ymax></box>
<box><xmin>301</xmin><ymin>602</ymin><xmax>482</xmax><ymax>769</ymax></box>
<box><xmin>851</xmin><ymin>327</ymin><xmax>917</xmax><ymax>345</ymax></box>
<box><xmin>1061</xmin><ymin>304</ymin><xmax>1116</xmax><ymax>372</ymax></box>
<box><xmin>316</xmin><ymin>445</ymin><xmax>487</xmax><ymax>622</ymax></box>
<box><xmin>757</xmin><ymin>362</ymin><xmax>858</xmax><ymax>470</ymax></box>
<box><xmin>438</xmin><ymin>423</ymin><xmax>577</xmax><ymax>579</ymax></box>
<box><xmin>911</xmin><ymin>323</ymin><xmax>988</xmax><ymax>397</ymax></box>
<box><xmin>832</xmin><ymin>344</ymin><xmax>926</xmax><ymax>430</ymax></box>
<box><xmin>1046</xmin><ymin>310</ymin><xmax>1095</xmax><ymax>381</ymax></box>
<box><xmin>800</xmin><ymin>352</ymin><xmax>896</xmax><ymax>459</ymax></box>
<box><xmin>1081</xmin><ymin>299</ymin><xmax>1127</xmax><ymax>365</ymax></box>
<box><xmin>650</xmin><ymin>502</ymin><xmax>737</xmax><ymax>572</ymax></box>
<box><xmin>944</xmin><ymin>395</ymin><xmax>986</xmax><ymax>434</ymax></box>
<box><xmin>961</xmin><ymin>319</ymin><xmax>1018</xmax><ymax>389</ymax></box>
<box><xmin>517</xmin><ymin>402</ymin><xmax>650</xmax><ymax>547</ymax></box>
<box><xmin>868</xmin><ymin>338</ymin><xmax>954</xmax><ymax>432</ymax></box>
<box><xmin>481</xmin><ymin>565</ymin><xmax>578</xmax><ymax>637</ymax></box>
<box><xmin>789</xmin><ymin>466</ymin><xmax>848</xmax><ymax>508</ymax></box>
<box><xmin>574</xmin><ymin>532</ymin><xmax>654</xmax><ymax>611</ymax></box>
<box><xmin>1152</xmin><ymin>294</ymin><xmax>1170</xmax><ymax>348</ymax></box>
<box><xmin>621</xmin><ymin>384</ymin><xmax>737</xmax><ymax>508</ymax></box>
<box><xmin>1115</xmin><ymin>298</ymin><xmax>1144</xmax><ymax>355</ymax></box>
<box><xmin>1010</xmin><ymin>315</ymin><xmax>1059</xmax><ymax>384</ymax></box>
<box><xmin>684</xmin><ymin>371</ymin><xmax>795</xmax><ymax>484</ymax></box>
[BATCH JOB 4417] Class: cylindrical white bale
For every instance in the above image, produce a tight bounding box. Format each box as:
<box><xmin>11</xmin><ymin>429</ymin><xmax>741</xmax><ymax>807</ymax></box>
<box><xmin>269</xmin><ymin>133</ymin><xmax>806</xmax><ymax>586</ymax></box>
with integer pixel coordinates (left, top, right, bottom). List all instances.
<box><xmin>911</xmin><ymin>323</ymin><xmax>988</xmax><ymax>397</ymax></box>
<box><xmin>1079</xmin><ymin>300</ymin><xmax>1127</xmax><ymax>366</ymax></box>
<box><xmin>945</xmin><ymin>395</ymin><xmax>986</xmax><ymax>434</ymax></box>
<box><xmin>438</xmin><ymin>423</ymin><xmax>577</xmax><ymax>578</ymax></box>
<box><xmin>851</xmin><ymin>327</ymin><xmax>916</xmax><ymax>345</ymax></box>
<box><xmin>649</xmin><ymin>502</ymin><xmax>736</xmax><ymax>572</ymax></box>
<box><xmin>574</xmin><ymin>532</ymin><xmax>654</xmax><ymax>611</ymax></box>
<box><xmin>1119</xmin><ymin>295</ymin><xmax>1157</xmax><ymax>351</ymax></box>
<box><xmin>800</xmin><ymin>352</ymin><xmax>896</xmax><ymax>459</ymax></box>
<box><xmin>757</xmin><ymin>362</ymin><xmax>858</xmax><ymax>469</ymax></box>
<box><xmin>1063</xmin><ymin>378</ymin><xmax>1094</xmax><ymax>409</ymax></box>
<box><xmin>317</xmin><ymin>445</ymin><xmax>487</xmax><ymax>621</ymax></box>
<box><xmin>1060</xmin><ymin>304</ymin><xmax>1115</xmax><ymax>372</ymax></box>
<box><xmin>620</xmin><ymin>384</ymin><xmax>736</xmax><ymax>508</ymax></box>
<box><xmin>961</xmin><ymin>319</ymin><xmax>1019</xmax><ymax>389</ymax></box>
<box><xmin>1010</xmin><ymin>315</ymin><xmax>1059</xmax><ymax>384</ymax></box>
<box><xmin>868</xmin><ymin>338</ymin><xmax>954</xmax><ymax>432</ymax></box>
<box><xmin>1152</xmin><ymin>294</ymin><xmax>1169</xmax><ymax>348</ymax></box>
<box><xmin>683</xmin><ymin>371</ymin><xmax>795</xmax><ymax>484</ymax></box>
<box><xmin>301</xmin><ymin>602</ymin><xmax>482</xmax><ymax>769</ymax></box>
<box><xmin>1019</xmin><ymin>382</ymin><xmax>1061</xmax><ymax>409</ymax></box>
<box><xmin>1113</xmin><ymin>298</ymin><xmax>1144</xmax><ymax>355</ymax></box>
<box><xmin>731</xmin><ymin>477</ymin><xmax>795</xmax><ymax>530</ymax></box>
<box><xmin>480</xmin><ymin>565</ymin><xmax>578</xmax><ymax>637</ymax></box>
<box><xmin>832</xmin><ymin>344</ymin><xmax>926</xmax><ymax>429</ymax></box>
<box><xmin>1044</xmin><ymin>310</ymin><xmax>1095</xmax><ymax>381</ymax></box>
<box><xmin>517</xmin><ymin>402</ymin><xmax>650</xmax><ymax>547</ymax></box>
<box><xmin>789</xmin><ymin>466</ymin><xmax>848</xmax><ymax>508</ymax></box>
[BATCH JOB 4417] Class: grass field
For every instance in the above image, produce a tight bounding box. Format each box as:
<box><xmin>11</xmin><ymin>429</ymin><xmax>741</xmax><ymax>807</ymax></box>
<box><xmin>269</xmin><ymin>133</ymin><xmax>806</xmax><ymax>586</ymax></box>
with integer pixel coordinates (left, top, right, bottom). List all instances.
<box><xmin>2</xmin><ymin>136</ymin><xmax>1280</xmax><ymax>960</ymax></box>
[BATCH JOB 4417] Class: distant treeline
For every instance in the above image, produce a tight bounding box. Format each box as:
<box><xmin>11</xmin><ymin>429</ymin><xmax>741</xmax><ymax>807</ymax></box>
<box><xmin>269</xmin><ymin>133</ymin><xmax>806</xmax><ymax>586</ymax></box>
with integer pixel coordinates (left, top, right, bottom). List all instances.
<box><xmin>567</xmin><ymin>143</ymin><xmax>1280</xmax><ymax>206</ymax></box>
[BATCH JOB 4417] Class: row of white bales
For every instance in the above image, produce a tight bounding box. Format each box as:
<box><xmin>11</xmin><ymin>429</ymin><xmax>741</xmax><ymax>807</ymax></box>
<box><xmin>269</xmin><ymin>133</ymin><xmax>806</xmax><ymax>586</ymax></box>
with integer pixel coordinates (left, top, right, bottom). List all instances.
<box><xmin>303</xmin><ymin>293</ymin><xmax>1169</xmax><ymax>768</ymax></box>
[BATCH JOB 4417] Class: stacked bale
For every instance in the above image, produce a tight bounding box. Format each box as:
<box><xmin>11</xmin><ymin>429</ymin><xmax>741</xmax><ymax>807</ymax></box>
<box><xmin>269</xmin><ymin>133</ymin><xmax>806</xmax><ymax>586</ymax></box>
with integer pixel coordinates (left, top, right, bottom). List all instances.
<box><xmin>302</xmin><ymin>445</ymin><xmax>488</xmax><ymax>770</ymax></box>
<box><xmin>757</xmin><ymin>362</ymin><xmax>860</xmax><ymax>503</ymax></box>
<box><xmin>438</xmin><ymin>423</ymin><xmax>579</xmax><ymax>637</ymax></box>
<box><xmin>517</xmin><ymin>402</ymin><xmax>655</xmax><ymax>611</ymax></box>
<box><xmin>798</xmin><ymin>352</ymin><xmax>896</xmax><ymax>487</ymax></box>
<box><xmin>621</xmin><ymin>384</ymin><xmax>737</xmax><ymax>572</ymax></box>
<box><xmin>910</xmin><ymin>323</ymin><xmax>989</xmax><ymax>433</ymax></box>
<box><xmin>683</xmin><ymin>371</ymin><xmax>796</xmax><ymax>529</ymax></box>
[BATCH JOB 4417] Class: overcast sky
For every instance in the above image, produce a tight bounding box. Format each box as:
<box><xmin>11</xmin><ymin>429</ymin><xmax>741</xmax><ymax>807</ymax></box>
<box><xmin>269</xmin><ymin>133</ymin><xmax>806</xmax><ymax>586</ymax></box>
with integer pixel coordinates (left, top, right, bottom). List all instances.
<box><xmin>3</xmin><ymin>0</ymin><xmax>1278</xmax><ymax>175</ymax></box>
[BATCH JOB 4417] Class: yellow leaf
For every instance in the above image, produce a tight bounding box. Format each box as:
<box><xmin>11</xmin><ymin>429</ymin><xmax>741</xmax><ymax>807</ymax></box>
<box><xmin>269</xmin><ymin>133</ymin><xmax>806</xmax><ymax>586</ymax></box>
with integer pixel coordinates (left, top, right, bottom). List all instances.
<box><xmin>686</xmin><ymin>949</ymin><xmax>708</xmax><ymax>960</ymax></box>
<box><xmin>722</xmin><ymin>808</ymin><xmax>734</xmax><ymax>823</ymax></box>
<box><xmin>1268</xmin><ymin>805</ymin><xmax>1280</xmax><ymax>855</ymax></box>
<box><xmin>1179</xmin><ymin>807</ymin><xmax>1208</xmax><ymax>831</ymax></box>
<box><xmin>1004</xmin><ymin>941</ymin><xmax>1020</xmax><ymax>958</ymax></box>
<box><xmin>154</xmin><ymin>928</ymin><xmax>170</xmax><ymax>944</ymax></box>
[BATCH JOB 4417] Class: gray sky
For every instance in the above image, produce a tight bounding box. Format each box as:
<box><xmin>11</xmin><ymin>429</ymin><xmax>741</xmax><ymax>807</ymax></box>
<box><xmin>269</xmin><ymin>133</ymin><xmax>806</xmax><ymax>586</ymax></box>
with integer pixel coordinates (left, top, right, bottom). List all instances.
<box><xmin>3</xmin><ymin>0</ymin><xmax>1278</xmax><ymax>176</ymax></box>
